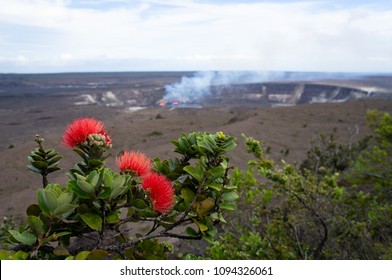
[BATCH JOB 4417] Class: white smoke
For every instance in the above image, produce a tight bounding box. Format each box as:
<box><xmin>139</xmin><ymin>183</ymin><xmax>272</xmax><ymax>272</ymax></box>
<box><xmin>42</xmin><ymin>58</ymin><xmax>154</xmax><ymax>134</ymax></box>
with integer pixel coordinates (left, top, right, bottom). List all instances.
<box><xmin>101</xmin><ymin>91</ymin><xmax>123</xmax><ymax>107</ymax></box>
<box><xmin>163</xmin><ymin>71</ymin><xmax>341</xmax><ymax>102</ymax></box>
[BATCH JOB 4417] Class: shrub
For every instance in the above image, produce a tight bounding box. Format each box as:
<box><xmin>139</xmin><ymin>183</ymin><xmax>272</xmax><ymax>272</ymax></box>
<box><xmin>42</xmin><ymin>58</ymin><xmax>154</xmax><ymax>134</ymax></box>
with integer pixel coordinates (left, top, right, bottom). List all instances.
<box><xmin>196</xmin><ymin>111</ymin><xmax>392</xmax><ymax>260</ymax></box>
<box><xmin>0</xmin><ymin>118</ymin><xmax>238</xmax><ymax>260</ymax></box>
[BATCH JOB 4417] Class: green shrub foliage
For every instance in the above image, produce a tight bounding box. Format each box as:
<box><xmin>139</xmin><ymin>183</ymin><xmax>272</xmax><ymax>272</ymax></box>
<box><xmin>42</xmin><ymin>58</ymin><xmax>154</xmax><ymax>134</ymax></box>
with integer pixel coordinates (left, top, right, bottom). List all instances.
<box><xmin>195</xmin><ymin>110</ymin><xmax>392</xmax><ymax>260</ymax></box>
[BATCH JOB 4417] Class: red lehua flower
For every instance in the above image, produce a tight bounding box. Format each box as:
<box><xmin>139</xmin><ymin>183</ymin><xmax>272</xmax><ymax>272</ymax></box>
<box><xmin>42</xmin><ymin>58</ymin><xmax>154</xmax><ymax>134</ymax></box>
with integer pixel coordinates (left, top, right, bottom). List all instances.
<box><xmin>142</xmin><ymin>172</ymin><xmax>175</xmax><ymax>214</ymax></box>
<box><xmin>116</xmin><ymin>151</ymin><xmax>152</xmax><ymax>177</ymax></box>
<box><xmin>62</xmin><ymin>117</ymin><xmax>111</xmax><ymax>148</ymax></box>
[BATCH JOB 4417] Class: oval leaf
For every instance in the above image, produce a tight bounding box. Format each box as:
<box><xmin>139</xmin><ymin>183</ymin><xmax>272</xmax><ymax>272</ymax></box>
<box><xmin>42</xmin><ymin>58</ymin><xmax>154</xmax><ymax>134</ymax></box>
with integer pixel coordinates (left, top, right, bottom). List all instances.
<box><xmin>26</xmin><ymin>204</ymin><xmax>42</xmax><ymax>217</ymax></box>
<box><xmin>184</xmin><ymin>166</ymin><xmax>204</xmax><ymax>182</ymax></box>
<box><xmin>57</xmin><ymin>192</ymin><xmax>74</xmax><ymax>205</ymax></box>
<box><xmin>86</xmin><ymin>170</ymin><xmax>100</xmax><ymax>189</ymax></box>
<box><xmin>75</xmin><ymin>251</ymin><xmax>91</xmax><ymax>260</ymax></box>
<box><xmin>39</xmin><ymin>189</ymin><xmax>58</xmax><ymax>214</ymax></box>
<box><xmin>53</xmin><ymin>245</ymin><xmax>70</xmax><ymax>256</ymax></box>
<box><xmin>97</xmin><ymin>187</ymin><xmax>112</xmax><ymax>200</ymax></box>
<box><xmin>77</xmin><ymin>180</ymin><xmax>95</xmax><ymax>194</ymax></box>
<box><xmin>106</xmin><ymin>212</ymin><xmax>120</xmax><ymax>224</ymax></box>
<box><xmin>192</xmin><ymin>219</ymin><xmax>208</xmax><ymax>232</ymax></box>
<box><xmin>31</xmin><ymin>160</ymin><xmax>48</xmax><ymax>170</ymax></box>
<box><xmin>186</xmin><ymin>227</ymin><xmax>199</xmax><ymax>237</ymax></box>
<box><xmin>27</xmin><ymin>215</ymin><xmax>44</xmax><ymax>236</ymax></box>
<box><xmin>86</xmin><ymin>250</ymin><xmax>110</xmax><ymax>260</ymax></box>
<box><xmin>27</xmin><ymin>164</ymin><xmax>42</xmax><ymax>174</ymax></box>
<box><xmin>181</xmin><ymin>188</ymin><xmax>195</xmax><ymax>202</ymax></box>
<box><xmin>132</xmin><ymin>199</ymin><xmax>148</xmax><ymax>210</ymax></box>
<box><xmin>221</xmin><ymin>191</ymin><xmax>239</xmax><ymax>201</ymax></box>
<box><xmin>218</xmin><ymin>202</ymin><xmax>236</xmax><ymax>211</ymax></box>
<box><xmin>80</xmin><ymin>212</ymin><xmax>102</xmax><ymax>231</ymax></box>
<box><xmin>8</xmin><ymin>230</ymin><xmax>37</xmax><ymax>246</ymax></box>
<box><xmin>53</xmin><ymin>204</ymin><xmax>77</xmax><ymax>217</ymax></box>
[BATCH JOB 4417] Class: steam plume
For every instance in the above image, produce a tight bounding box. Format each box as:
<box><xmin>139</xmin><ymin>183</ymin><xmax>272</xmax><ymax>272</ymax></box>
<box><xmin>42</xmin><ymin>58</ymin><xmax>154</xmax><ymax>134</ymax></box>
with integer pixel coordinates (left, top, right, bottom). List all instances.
<box><xmin>163</xmin><ymin>71</ymin><xmax>344</xmax><ymax>102</ymax></box>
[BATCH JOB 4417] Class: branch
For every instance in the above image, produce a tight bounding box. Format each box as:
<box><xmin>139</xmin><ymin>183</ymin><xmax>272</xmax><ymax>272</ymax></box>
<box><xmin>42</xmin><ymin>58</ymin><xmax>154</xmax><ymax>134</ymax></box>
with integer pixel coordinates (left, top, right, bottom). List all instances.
<box><xmin>164</xmin><ymin>175</ymin><xmax>207</xmax><ymax>232</ymax></box>
<box><xmin>290</xmin><ymin>190</ymin><xmax>328</xmax><ymax>259</ymax></box>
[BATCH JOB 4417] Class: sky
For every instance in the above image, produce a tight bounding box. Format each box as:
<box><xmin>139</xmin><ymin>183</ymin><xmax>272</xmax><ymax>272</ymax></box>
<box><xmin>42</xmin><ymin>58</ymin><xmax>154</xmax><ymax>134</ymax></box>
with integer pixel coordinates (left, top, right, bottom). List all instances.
<box><xmin>0</xmin><ymin>0</ymin><xmax>391</xmax><ymax>73</ymax></box>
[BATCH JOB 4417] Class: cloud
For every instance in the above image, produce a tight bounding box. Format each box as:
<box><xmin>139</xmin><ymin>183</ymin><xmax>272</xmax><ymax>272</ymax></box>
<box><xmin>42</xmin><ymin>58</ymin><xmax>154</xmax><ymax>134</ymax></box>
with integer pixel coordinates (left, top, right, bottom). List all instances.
<box><xmin>0</xmin><ymin>0</ymin><xmax>391</xmax><ymax>72</ymax></box>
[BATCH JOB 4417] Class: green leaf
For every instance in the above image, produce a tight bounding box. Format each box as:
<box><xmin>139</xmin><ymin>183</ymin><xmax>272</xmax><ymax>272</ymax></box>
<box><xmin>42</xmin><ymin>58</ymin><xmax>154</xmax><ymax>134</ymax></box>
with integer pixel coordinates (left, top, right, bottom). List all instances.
<box><xmin>132</xmin><ymin>199</ymin><xmax>148</xmax><ymax>210</ymax></box>
<box><xmin>210</xmin><ymin>212</ymin><xmax>219</xmax><ymax>221</ymax></box>
<box><xmin>184</xmin><ymin>166</ymin><xmax>204</xmax><ymax>182</ymax></box>
<box><xmin>207</xmin><ymin>166</ymin><xmax>225</xmax><ymax>180</ymax></box>
<box><xmin>193</xmin><ymin>198</ymin><xmax>215</xmax><ymax>216</ymax></box>
<box><xmin>27</xmin><ymin>215</ymin><xmax>44</xmax><ymax>236</ymax></box>
<box><xmin>220</xmin><ymin>159</ymin><xmax>228</xmax><ymax>169</ymax></box>
<box><xmin>38</xmin><ymin>189</ymin><xmax>58</xmax><ymax>214</ymax></box>
<box><xmin>76</xmin><ymin>180</ymin><xmax>95</xmax><ymax>194</ymax></box>
<box><xmin>26</xmin><ymin>204</ymin><xmax>42</xmax><ymax>217</ymax></box>
<box><xmin>29</xmin><ymin>154</ymin><xmax>45</xmax><ymax>161</ymax></box>
<box><xmin>88</xmin><ymin>159</ymin><xmax>103</xmax><ymax>168</ymax></box>
<box><xmin>48</xmin><ymin>184</ymin><xmax>62</xmax><ymax>197</ymax></box>
<box><xmin>103</xmin><ymin>171</ymin><xmax>114</xmax><ymax>187</ymax></box>
<box><xmin>53</xmin><ymin>204</ymin><xmax>77</xmax><ymax>216</ymax></box>
<box><xmin>106</xmin><ymin>212</ymin><xmax>120</xmax><ymax>224</ymax></box>
<box><xmin>57</xmin><ymin>192</ymin><xmax>74</xmax><ymax>205</ymax></box>
<box><xmin>181</xmin><ymin>188</ymin><xmax>195</xmax><ymax>202</ymax></box>
<box><xmin>45</xmin><ymin>149</ymin><xmax>56</xmax><ymax>157</ymax></box>
<box><xmin>31</xmin><ymin>160</ymin><xmax>48</xmax><ymax>170</ymax></box>
<box><xmin>27</xmin><ymin>164</ymin><xmax>42</xmax><ymax>174</ymax></box>
<box><xmin>14</xmin><ymin>251</ymin><xmax>30</xmax><ymax>260</ymax></box>
<box><xmin>86</xmin><ymin>170</ymin><xmax>100</xmax><ymax>189</ymax></box>
<box><xmin>74</xmin><ymin>251</ymin><xmax>90</xmax><ymax>260</ymax></box>
<box><xmin>47</xmin><ymin>155</ymin><xmax>62</xmax><ymax>165</ymax></box>
<box><xmin>73</xmin><ymin>149</ymin><xmax>88</xmax><ymax>161</ymax></box>
<box><xmin>221</xmin><ymin>191</ymin><xmax>239</xmax><ymax>201</ymax></box>
<box><xmin>8</xmin><ymin>230</ymin><xmax>37</xmax><ymax>246</ymax></box>
<box><xmin>127</xmin><ymin>207</ymin><xmax>135</xmax><ymax>217</ymax></box>
<box><xmin>197</xmin><ymin>137</ymin><xmax>215</xmax><ymax>154</ymax></box>
<box><xmin>202</xmin><ymin>234</ymin><xmax>215</xmax><ymax>244</ymax></box>
<box><xmin>218</xmin><ymin>212</ymin><xmax>227</xmax><ymax>223</ymax></box>
<box><xmin>186</xmin><ymin>227</ymin><xmax>199</xmax><ymax>237</ymax></box>
<box><xmin>110</xmin><ymin>186</ymin><xmax>127</xmax><ymax>200</ymax></box>
<box><xmin>53</xmin><ymin>245</ymin><xmax>70</xmax><ymax>256</ymax></box>
<box><xmin>221</xmin><ymin>139</ymin><xmax>237</xmax><ymax>152</ymax></box>
<box><xmin>207</xmin><ymin>225</ymin><xmax>218</xmax><ymax>237</ymax></box>
<box><xmin>68</xmin><ymin>182</ymin><xmax>91</xmax><ymax>199</ymax></box>
<box><xmin>38</xmin><ymin>212</ymin><xmax>52</xmax><ymax>229</ymax></box>
<box><xmin>47</xmin><ymin>166</ymin><xmax>61</xmax><ymax>173</ymax></box>
<box><xmin>112</xmin><ymin>175</ymin><xmax>126</xmax><ymax>189</ymax></box>
<box><xmin>92</xmin><ymin>201</ymin><xmax>101</xmax><ymax>210</ymax></box>
<box><xmin>97</xmin><ymin>187</ymin><xmax>112</xmax><ymax>200</ymax></box>
<box><xmin>207</xmin><ymin>184</ymin><xmax>223</xmax><ymax>191</ymax></box>
<box><xmin>86</xmin><ymin>250</ymin><xmax>110</xmax><ymax>260</ymax></box>
<box><xmin>218</xmin><ymin>202</ymin><xmax>236</xmax><ymax>210</ymax></box>
<box><xmin>192</xmin><ymin>219</ymin><xmax>208</xmax><ymax>232</ymax></box>
<box><xmin>80</xmin><ymin>212</ymin><xmax>102</xmax><ymax>231</ymax></box>
<box><xmin>55</xmin><ymin>232</ymin><xmax>72</xmax><ymax>238</ymax></box>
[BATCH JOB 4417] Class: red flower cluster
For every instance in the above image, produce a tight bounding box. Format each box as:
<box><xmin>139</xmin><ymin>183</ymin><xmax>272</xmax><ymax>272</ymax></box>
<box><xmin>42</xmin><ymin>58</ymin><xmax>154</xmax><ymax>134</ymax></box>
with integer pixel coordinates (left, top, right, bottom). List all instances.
<box><xmin>142</xmin><ymin>172</ymin><xmax>175</xmax><ymax>214</ymax></box>
<box><xmin>115</xmin><ymin>151</ymin><xmax>152</xmax><ymax>177</ymax></box>
<box><xmin>62</xmin><ymin>117</ymin><xmax>111</xmax><ymax>148</ymax></box>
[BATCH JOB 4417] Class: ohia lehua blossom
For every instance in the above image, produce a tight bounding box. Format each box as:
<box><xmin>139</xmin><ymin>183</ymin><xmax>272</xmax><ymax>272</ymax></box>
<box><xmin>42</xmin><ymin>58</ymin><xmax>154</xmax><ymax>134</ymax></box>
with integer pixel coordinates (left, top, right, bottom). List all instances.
<box><xmin>62</xmin><ymin>117</ymin><xmax>112</xmax><ymax>149</ymax></box>
<box><xmin>142</xmin><ymin>172</ymin><xmax>175</xmax><ymax>214</ymax></box>
<box><xmin>115</xmin><ymin>151</ymin><xmax>152</xmax><ymax>177</ymax></box>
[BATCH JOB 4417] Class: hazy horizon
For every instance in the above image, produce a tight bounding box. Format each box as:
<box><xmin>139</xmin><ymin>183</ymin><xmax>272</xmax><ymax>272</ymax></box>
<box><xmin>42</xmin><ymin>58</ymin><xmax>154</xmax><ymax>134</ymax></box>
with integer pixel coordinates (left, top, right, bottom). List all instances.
<box><xmin>1</xmin><ymin>70</ymin><xmax>391</xmax><ymax>76</ymax></box>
